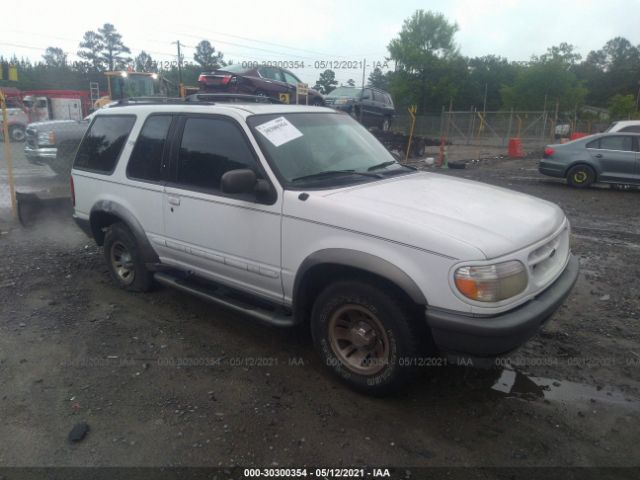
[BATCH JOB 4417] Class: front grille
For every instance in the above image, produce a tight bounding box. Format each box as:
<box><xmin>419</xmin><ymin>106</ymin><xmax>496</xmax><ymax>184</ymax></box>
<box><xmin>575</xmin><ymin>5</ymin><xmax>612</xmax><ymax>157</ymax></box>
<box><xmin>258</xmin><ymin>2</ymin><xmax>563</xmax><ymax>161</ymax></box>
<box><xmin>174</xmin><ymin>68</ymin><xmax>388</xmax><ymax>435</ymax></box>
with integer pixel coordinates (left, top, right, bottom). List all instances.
<box><xmin>527</xmin><ymin>226</ymin><xmax>570</xmax><ymax>288</ymax></box>
<box><xmin>26</xmin><ymin>128</ymin><xmax>38</xmax><ymax>148</ymax></box>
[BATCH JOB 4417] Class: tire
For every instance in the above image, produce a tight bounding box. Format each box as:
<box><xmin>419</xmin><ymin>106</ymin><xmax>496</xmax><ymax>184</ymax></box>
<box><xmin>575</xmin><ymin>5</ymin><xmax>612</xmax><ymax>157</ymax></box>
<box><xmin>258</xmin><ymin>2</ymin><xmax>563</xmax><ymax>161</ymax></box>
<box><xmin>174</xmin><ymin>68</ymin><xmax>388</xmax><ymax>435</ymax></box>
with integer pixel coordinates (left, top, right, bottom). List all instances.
<box><xmin>50</xmin><ymin>140</ymin><xmax>79</xmax><ymax>178</ymax></box>
<box><xmin>381</xmin><ymin>117</ymin><xmax>391</xmax><ymax>132</ymax></box>
<box><xmin>566</xmin><ymin>164</ymin><xmax>595</xmax><ymax>188</ymax></box>
<box><xmin>310</xmin><ymin>280</ymin><xmax>421</xmax><ymax>395</ymax></box>
<box><xmin>103</xmin><ymin>222</ymin><xmax>153</xmax><ymax>292</ymax></box>
<box><xmin>9</xmin><ymin>125</ymin><xmax>26</xmax><ymax>142</ymax></box>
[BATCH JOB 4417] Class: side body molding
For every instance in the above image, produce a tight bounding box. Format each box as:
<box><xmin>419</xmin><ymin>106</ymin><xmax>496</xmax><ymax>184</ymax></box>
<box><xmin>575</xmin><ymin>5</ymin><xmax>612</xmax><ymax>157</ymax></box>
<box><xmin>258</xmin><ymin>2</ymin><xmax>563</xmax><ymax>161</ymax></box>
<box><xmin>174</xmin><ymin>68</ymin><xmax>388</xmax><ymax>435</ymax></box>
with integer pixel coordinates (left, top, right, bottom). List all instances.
<box><xmin>90</xmin><ymin>200</ymin><xmax>160</xmax><ymax>265</ymax></box>
<box><xmin>293</xmin><ymin>248</ymin><xmax>427</xmax><ymax>305</ymax></box>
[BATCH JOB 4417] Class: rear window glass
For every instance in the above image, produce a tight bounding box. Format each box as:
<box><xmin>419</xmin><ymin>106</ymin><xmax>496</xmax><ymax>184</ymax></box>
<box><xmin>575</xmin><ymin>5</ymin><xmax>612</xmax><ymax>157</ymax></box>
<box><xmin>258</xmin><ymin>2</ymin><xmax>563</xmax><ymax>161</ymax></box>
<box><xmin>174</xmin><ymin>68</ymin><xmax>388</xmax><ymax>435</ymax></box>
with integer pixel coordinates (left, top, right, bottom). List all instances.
<box><xmin>74</xmin><ymin>115</ymin><xmax>136</xmax><ymax>173</ymax></box>
<box><xmin>127</xmin><ymin>115</ymin><xmax>172</xmax><ymax>182</ymax></box>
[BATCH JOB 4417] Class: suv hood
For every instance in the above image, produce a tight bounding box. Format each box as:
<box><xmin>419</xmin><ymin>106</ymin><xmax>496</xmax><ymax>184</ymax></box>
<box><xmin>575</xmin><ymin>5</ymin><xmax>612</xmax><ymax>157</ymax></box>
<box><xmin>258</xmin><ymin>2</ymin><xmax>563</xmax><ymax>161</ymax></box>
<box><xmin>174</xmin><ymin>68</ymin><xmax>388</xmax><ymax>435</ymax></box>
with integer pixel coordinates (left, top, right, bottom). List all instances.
<box><xmin>314</xmin><ymin>173</ymin><xmax>566</xmax><ymax>259</ymax></box>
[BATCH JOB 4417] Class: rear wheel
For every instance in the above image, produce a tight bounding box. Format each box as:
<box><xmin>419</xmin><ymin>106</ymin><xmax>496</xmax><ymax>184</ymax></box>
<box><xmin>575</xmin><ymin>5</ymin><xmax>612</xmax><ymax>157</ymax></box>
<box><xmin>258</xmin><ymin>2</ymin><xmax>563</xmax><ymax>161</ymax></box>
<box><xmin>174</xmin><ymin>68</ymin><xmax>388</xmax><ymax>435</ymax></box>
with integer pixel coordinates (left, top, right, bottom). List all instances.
<box><xmin>311</xmin><ymin>280</ymin><xmax>421</xmax><ymax>395</ymax></box>
<box><xmin>103</xmin><ymin>222</ymin><xmax>153</xmax><ymax>292</ymax></box>
<box><xmin>566</xmin><ymin>164</ymin><xmax>595</xmax><ymax>188</ymax></box>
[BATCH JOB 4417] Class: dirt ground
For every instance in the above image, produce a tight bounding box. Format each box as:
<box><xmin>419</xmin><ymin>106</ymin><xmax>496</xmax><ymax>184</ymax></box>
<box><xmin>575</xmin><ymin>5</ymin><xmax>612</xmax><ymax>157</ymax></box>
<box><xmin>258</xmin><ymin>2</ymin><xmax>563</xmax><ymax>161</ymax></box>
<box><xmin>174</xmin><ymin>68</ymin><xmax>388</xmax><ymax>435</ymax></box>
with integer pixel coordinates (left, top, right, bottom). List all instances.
<box><xmin>0</xmin><ymin>143</ymin><xmax>639</xmax><ymax>474</ymax></box>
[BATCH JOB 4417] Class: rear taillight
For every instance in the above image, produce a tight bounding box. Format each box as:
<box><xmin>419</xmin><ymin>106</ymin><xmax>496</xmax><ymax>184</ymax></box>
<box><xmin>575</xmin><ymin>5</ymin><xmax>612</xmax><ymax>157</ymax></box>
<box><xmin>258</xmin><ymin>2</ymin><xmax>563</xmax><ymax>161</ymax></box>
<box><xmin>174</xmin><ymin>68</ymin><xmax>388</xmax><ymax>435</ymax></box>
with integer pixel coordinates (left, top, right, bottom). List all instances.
<box><xmin>197</xmin><ymin>74</ymin><xmax>207</xmax><ymax>83</ymax></box>
<box><xmin>221</xmin><ymin>75</ymin><xmax>232</xmax><ymax>85</ymax></box>
<box><xmin>70</xmin><ymin>175</ymin><xmax>75</xmax><ymax>207</ymax></box>
<box><xmin>544</xmin><ymin>147</ymin><xmax>554</xmax><ymax>157</ymax></box>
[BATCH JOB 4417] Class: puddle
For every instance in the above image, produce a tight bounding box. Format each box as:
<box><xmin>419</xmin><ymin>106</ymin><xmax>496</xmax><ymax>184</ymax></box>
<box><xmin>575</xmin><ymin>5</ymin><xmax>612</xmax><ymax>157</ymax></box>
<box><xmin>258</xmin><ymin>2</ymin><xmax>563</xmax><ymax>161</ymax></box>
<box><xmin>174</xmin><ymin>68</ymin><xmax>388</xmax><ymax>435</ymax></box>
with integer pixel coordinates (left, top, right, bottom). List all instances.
<box><xmin>491</xmin><ymin>369</ymin><xmax>640</xmax><ymax>409</ymax></box>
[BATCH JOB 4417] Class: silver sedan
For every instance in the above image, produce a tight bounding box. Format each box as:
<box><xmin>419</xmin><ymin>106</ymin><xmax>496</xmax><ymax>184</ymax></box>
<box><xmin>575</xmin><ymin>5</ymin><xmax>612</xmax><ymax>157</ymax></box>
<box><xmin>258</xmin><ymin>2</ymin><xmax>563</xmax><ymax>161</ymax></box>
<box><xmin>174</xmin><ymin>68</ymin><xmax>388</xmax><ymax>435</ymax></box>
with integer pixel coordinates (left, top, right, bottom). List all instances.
<box><xmin>539</xmin><ymin>133</ymin><xmax>640</xmax><ymax>188</ymax></box>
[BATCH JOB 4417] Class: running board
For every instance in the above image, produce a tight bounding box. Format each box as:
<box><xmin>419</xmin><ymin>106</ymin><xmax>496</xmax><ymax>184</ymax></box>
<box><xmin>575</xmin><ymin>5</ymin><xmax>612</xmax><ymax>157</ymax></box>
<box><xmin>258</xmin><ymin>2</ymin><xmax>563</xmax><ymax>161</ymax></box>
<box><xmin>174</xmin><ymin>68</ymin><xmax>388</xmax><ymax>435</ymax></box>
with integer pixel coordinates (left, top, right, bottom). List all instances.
<box><xmin>153</xmin><ymin>272</ymin><xmax>295</xmax><ymax>327</ymax></box>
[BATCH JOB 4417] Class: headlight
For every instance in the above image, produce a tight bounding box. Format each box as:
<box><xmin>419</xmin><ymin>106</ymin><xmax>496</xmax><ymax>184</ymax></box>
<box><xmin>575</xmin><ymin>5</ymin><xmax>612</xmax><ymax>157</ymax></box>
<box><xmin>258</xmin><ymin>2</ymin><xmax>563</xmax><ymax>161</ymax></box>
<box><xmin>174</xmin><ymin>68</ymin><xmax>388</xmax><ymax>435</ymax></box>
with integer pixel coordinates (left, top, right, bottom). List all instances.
<box><xmin>454</xmin><ymin>260</ymin><xmax>527</xmax><ymax>302</ymax></box>
<box><xmin>38</xmin><ymin>131</ymin><xmax>55</xmax><ymax>145</ymax></box>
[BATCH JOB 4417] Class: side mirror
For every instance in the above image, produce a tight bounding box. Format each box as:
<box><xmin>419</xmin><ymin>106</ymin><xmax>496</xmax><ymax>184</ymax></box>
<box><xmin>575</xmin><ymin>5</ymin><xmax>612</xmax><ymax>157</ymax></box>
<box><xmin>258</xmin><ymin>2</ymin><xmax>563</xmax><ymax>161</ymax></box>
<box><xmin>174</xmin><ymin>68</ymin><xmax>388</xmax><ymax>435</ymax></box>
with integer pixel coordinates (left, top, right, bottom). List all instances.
<box><xmin>221</xmin><ymin>169</ymin><xmax>256</xmax><ymax>194</ymax></box>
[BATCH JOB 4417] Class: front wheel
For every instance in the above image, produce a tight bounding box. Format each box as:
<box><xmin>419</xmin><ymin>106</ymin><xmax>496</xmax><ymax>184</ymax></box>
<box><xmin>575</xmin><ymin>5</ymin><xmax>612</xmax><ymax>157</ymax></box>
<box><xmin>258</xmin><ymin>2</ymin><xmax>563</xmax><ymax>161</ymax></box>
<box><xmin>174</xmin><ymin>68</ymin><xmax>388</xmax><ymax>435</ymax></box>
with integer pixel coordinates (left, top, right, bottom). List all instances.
<box><xmin>9</xmin><ymin>125</ymin><xmax>26</xmax><ymax>142</ymax></box>
<box><xmin>566</xmin><ymin>164</ymin><xmax>595</xmax><ymax>188</ymax></box>
<box><xmin>311</xmin><ymin>280</ymin><xmax>421</xmax><ymax>395</ymax></box>
<box><xmin>103</xmin><ymin>222</ymin><xmax>153</xmax><ymax>292</ymax></box>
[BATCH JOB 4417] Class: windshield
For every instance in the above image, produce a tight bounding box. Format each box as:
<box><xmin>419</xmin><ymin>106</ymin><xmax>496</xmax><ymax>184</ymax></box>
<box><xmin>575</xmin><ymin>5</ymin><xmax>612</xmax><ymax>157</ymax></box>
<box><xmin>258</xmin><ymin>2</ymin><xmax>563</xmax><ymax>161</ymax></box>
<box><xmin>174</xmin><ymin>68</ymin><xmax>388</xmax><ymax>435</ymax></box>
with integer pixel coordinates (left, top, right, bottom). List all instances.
<box><xmin>248</xmin><ymin>112</ymin><xmax>412</xmax><ymax>188</ymax></box>
<box><xmin>111</xmin><ymin>75</ymin><xmax>155</xmax><ymax>99</ymax></box>
<box><xmin>326</xmin><ymin>87</ymin><xmax>362</xmax><ymax>98</ymax></box>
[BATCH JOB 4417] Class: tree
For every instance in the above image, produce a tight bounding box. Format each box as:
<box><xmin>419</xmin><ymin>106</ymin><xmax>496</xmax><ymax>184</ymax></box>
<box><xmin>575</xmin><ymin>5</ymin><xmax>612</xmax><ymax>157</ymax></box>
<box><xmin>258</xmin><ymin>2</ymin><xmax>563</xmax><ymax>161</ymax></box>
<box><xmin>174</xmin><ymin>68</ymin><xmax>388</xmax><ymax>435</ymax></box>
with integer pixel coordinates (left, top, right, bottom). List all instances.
<box><xmin>98</xmin><ymin>23</ymin><xmax>131</xmax><ymax>71</ymax></box>
<box><xmin>538</xmin><ymin>42</ymin><xmax>582</xmax><ymax>65</ymax></box>
<box><xmin>42</xmin><ymin>47</ymin><xmax>67</xmax><ymax>68</ymax></box>
<box><xmin>608</xmin><ymin>94</ymin><xmax>639</xmax><ymax>120</ymax></box>
<box><xmin>500</xmin><ymin>60</ymin><xmax>587</xmax><ymax>111</ymax></box>
<box><xmin>346</xmin><ymin>78</ymin><xmax>356</xmax><ymax>87</ymax></box>
<box><xmin>194</xmin><ymin>40</ymin><xmax>224</xmax><ymax>70</ymax></box>
<box><xmin>367</xmin><ymin>67</ymin><xmax>387</xmax><ymax>90</ymax></box>
<box><xmin>134</xmin><ymin>51</ymin><xmax>156</xmax><ymax>72</ymax></box>
<box><xmin>78</xmin><ymin>31</ymin><xmax>105</xmax><ymax>71</ymax></box>
<box><xmin>314</xmin><ymin>69</ymin><xmax>338</xmax><ymax>94</ymax></box>
<box><xmin>387</xmin><ymin>10</ymin><xmax>459</xmax><ymax>112</ymax></box>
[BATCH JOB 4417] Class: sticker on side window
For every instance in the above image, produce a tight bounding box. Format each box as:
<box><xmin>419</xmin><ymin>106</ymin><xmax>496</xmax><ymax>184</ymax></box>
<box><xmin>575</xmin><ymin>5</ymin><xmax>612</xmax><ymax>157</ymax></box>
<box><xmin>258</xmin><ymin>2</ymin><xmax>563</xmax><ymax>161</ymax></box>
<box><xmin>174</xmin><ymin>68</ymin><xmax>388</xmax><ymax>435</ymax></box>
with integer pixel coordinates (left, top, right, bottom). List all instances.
<box><xmin>255</xmin><ymin>116</ymin><xmax>303</xmax><ymax>147</ymax></box>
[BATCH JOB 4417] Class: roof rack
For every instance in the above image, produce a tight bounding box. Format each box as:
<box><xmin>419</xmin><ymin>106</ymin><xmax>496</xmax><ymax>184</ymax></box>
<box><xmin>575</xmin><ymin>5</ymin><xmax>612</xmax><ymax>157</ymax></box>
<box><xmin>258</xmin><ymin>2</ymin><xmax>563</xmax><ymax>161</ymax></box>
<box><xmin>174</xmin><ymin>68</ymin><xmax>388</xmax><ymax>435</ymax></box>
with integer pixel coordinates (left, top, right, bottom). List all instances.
<box><xmin>111</xmin><ymin>94</ymin><xmax>283</xmax><ymax>107</ymax></box>
<box><xmin>185</xmin><ymin>93</ymin><xmax>283</xmax><ymax>104</ymax></box>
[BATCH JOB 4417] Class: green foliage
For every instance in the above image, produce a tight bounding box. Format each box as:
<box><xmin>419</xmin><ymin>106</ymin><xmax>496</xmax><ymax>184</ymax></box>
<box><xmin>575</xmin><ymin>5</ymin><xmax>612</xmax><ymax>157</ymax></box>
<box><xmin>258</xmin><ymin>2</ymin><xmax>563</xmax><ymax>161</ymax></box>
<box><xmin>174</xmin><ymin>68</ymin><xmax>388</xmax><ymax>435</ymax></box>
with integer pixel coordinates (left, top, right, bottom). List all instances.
<box><xmin>314</xmin><ymin>69</ymin><xmax>338</xmax><ymax>94</ymax></box>
<box><xmin>387</xmin><ymin>10</ymin><xmax>458</xmax><ymax>72</ymax></box>
<box><xmin>134</xmin><ymin>51</ymin><xmax>156</xmax><ymax>72</ymax></box>
<box><xmin>193</xmin><ymin>40</ymin><xmax>225</xmax><ymax>70</ymax></box>
<box><xmin>367</xmin><ymin>67</ymin><xmax>387</xmax><ymax>90</ymax></box>
<box><xmin>500</xmin><ymin>58</ymin><xmax>587</xmax><ymax>111</ymax></box>
<box><xmin>608</xmin><ymin>94</ymin><xmax>639</xmax><ymax>120</ymax></box>
<box><xmin>98</xmin><ymin>23</ymin><xmax>131</xmax><ymax>71</ymax></box>
<box><xmin>42</xmin><ymin>47</ymin><xmax>67</xmax><ymax>68</ymax></box>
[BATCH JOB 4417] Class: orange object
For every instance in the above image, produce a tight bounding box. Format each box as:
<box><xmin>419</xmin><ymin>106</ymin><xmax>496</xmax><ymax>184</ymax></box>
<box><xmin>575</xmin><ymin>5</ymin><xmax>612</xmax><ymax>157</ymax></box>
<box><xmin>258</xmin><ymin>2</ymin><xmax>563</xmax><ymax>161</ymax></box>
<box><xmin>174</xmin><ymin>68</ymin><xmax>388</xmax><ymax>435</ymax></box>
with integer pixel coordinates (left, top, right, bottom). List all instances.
<box><xmin>508</xmin><ymin>137</ymin><xmax>524</xmax><ymax>158</ymax></box>
<box><xmin>570</xmin><ymin>132</ymin><xmax>588</xmax><ymax>140</ymax></box>
<box><xmin>438</xmin><ymin>137</ymin><xmax>445</xmax><ymax>166</ymax></box>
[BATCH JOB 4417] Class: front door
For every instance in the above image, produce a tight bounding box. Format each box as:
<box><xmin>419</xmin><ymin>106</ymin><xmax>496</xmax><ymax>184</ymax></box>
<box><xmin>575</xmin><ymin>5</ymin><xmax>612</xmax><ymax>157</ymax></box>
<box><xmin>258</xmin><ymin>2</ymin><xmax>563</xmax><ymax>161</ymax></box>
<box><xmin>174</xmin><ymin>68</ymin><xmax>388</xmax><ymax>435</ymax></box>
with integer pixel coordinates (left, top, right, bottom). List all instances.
<box><xmin>589</xmin><ymin>135</ymin><xmax>638</xmax><ymax>183</ymax></box>
<box><xmin>162</xmin><ymin>115</ymin><xmax>283</xmax><ymax>303</ymax></box>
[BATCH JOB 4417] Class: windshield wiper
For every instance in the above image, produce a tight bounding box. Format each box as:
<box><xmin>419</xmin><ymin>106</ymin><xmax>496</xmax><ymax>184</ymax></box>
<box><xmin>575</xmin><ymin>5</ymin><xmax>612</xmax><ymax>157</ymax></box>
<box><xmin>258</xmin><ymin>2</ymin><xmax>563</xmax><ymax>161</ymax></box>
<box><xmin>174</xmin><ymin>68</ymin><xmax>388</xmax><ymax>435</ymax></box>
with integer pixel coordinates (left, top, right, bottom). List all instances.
<box><xmin>367</xmin><ymin>160</ymin><xmax>417</xmax><ymax>172</ymax></box>
<box><xmin>291</xmin><ymin>170</ymin><xmax>381</xmax><ymax>183</ymax></box>
<box><xmin>367</xmin><ymin>160</ymin><xmax>398</xmax><ymax>171</ymax></box>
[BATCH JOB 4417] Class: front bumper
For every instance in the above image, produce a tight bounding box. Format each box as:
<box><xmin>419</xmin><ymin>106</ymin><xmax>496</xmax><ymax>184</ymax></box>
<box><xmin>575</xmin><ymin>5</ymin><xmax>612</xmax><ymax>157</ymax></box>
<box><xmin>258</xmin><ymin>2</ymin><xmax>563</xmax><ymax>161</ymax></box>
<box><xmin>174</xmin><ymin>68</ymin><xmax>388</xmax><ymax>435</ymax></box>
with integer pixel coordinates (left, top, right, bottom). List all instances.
<box><xmin>24</xmin><ymin>144</ymin><xmax>57</xmax><ymax>162</ymax></box>
<box><xmin>426</xmin><ymin>254</ymin><xmax>579</xmax><ymax>357</ymax></box>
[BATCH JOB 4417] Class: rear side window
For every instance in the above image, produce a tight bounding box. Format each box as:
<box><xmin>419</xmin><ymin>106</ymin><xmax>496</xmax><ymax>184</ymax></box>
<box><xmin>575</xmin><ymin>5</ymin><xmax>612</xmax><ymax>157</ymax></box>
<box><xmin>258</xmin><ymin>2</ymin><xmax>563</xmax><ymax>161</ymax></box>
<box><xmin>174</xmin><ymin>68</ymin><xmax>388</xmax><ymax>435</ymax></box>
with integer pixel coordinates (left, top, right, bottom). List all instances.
<box><xmin>74</xmin><ymin>115</ymin><xmax>135</xmax><ymax>173</ymax></box>
<box><xmin>127</xmin><ymin>115</ymin><xmax>173</xmax><ymax>182</ymax></box>
<box><xmin>176</xmin><ymin>117</ymin><xmax>259</xmax><ymax>192</ymax></box>
<box><xmin>620</xmin><ymin>125</ymin><xmax>640</xmax><ymax>133</ymax></box>
<box><xmin>599</xmin><ymin>136</ymin><xmax>633</xmax><ymax>152</ymax></box>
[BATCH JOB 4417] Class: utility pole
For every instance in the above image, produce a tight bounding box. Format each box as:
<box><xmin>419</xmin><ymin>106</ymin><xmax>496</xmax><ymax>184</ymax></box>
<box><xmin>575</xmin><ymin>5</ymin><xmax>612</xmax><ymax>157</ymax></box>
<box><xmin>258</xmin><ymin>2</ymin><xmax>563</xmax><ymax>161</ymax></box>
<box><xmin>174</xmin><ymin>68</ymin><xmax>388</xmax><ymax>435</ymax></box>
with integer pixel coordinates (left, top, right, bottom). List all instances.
<box><xmin>173</xmin><ymin>40</ymin><xmax>184</xmax><ymax>97</ymax></box>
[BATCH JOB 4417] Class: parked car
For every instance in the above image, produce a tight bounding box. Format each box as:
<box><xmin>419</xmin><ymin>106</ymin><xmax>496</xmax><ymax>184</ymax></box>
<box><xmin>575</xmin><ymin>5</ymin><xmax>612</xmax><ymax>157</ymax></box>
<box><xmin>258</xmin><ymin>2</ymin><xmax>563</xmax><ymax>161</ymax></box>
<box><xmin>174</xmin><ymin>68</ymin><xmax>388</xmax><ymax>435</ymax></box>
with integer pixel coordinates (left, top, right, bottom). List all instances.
<box><xmin>324</xmin><ymin>86</ymin><xmax>395</xmax><ymax>131</ymax></box>
<box><xmin>25</xmin><ymin>118</ymin><xmax>90</xmax><ymax>175</ymax></box>
<box><xmin>198</xmin><ymin>64</ymin><xmax>324</xmax><ymax>106</ymax></box>
<box><xmin>71</xmin><ymin>100</ymin><xmax>578</xmax><ymax>395</ymax></box>
<box><xmin>539</xmin><ymin>132</ymin><xmax>640</xmax><ymax>188</ymax></box>
<box><xmin>604</xmin><ymin>120</ymin><xmax>640</xmax><ymax>133</ymax></box>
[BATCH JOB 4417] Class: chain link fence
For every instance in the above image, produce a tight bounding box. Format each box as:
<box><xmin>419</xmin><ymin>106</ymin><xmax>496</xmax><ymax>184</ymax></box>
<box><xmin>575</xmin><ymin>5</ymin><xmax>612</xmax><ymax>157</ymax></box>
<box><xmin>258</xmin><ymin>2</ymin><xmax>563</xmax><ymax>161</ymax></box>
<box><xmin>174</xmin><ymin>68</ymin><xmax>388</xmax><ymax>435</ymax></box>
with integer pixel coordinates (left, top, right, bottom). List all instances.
<box><xmin>394</xmin><ymin>110</ymin><xmax>611</xmax><ymax>148</ymax></box>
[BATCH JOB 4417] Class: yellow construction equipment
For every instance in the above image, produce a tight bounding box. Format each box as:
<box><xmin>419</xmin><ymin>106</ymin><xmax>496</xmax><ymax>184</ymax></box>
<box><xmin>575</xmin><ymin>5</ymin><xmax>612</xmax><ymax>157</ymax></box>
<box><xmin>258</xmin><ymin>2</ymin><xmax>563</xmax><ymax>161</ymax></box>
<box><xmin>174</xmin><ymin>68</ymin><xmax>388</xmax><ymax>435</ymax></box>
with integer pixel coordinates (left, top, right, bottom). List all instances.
<box><xmin>94</xmin><ymin>71</ymin><xmax>160</xmax><ymax>108</ymax></box>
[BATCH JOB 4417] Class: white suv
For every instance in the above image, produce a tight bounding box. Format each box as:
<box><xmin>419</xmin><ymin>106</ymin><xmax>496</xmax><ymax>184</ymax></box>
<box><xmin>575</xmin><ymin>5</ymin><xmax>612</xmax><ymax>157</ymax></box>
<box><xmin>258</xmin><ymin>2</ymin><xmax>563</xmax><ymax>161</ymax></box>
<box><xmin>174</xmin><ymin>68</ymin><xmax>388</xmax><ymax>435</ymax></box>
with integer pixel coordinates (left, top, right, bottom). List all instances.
<box><xmin>71</xmin><ymin>98</ymin><xmax>579</xmax><ymax>395</ymax></box>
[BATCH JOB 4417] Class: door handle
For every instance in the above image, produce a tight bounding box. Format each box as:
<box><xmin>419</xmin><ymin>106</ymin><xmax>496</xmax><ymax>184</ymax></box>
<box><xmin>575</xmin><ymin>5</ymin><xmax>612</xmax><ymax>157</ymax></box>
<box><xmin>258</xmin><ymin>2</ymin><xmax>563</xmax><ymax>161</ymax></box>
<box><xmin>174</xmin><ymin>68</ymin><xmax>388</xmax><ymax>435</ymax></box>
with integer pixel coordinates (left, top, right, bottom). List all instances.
<box><xmin>595</xmin><ymin>154</ymin><xmax>603</xmax><ymax>158</ymax></box>
<box><xmin>168</xmin><ymin>196</ymin><xmax>181</xmax><ymax>206</ymax></box>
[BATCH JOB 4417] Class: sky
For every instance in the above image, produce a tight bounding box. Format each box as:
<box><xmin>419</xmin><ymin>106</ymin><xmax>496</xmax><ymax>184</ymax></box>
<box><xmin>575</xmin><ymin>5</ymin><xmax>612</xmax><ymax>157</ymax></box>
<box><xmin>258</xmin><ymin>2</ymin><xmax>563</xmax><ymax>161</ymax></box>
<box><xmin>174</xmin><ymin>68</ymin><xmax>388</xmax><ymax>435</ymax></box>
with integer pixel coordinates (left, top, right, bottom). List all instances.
<box><xmin>1</xmin><ymin>0</ymin><xmax>639</xmax><ymax>86</ymax></box>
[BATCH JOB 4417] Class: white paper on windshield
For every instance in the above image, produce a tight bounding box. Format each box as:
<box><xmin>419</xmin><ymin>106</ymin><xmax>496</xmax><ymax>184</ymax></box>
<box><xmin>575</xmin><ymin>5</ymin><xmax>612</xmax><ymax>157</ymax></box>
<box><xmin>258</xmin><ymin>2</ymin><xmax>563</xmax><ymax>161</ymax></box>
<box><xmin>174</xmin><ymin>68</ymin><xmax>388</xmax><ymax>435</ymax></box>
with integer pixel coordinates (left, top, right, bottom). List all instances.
<box><xmin>255</xmin><ymin>116</ymin><xmax>303</xmax><ymax>147</ymax></box>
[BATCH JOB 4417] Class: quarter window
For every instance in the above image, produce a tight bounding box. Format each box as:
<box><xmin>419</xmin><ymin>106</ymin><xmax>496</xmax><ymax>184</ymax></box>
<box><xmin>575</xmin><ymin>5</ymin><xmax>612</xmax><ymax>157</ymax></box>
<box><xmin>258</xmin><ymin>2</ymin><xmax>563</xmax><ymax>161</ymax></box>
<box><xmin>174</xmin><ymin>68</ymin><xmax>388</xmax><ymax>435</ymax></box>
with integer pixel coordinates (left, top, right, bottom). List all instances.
<box><xmin>598</xmin><ymin>136</ymin><xmax>633</xmax><ymax>152</ymax></box>
<box><xmin>127</xmin><ymin>115</ymin><xmax>172</xmax><ymax>182</ymax></box>
<box><xmin>176</xmin><ymin>117</ymin><xmax>259</xmax><ymax>192</ymax></box>
<box><xmin>74</xmin><ymin>115</ymin><xmax>135</xmax><ymax>173</ymax></box>
<box><xmin>620</xmin><ymin>126</ymin><xmax>640</xmax><ymax>133</ymax></box>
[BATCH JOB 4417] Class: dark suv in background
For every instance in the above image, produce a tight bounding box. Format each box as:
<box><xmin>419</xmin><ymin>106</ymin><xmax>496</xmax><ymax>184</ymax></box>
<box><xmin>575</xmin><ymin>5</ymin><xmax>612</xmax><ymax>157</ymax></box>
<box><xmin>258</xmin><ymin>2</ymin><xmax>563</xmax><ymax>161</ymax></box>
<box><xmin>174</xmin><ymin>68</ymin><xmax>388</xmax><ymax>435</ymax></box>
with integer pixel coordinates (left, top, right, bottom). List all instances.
<box><xmin>324</xmin><ymin>86</ymin><xmax>395</xmax><ymax>131</ymax></box>
<box><xmin>198</xmin><ymin>64</ymin><xmax>324</xmax><ymax>106</ymax></box>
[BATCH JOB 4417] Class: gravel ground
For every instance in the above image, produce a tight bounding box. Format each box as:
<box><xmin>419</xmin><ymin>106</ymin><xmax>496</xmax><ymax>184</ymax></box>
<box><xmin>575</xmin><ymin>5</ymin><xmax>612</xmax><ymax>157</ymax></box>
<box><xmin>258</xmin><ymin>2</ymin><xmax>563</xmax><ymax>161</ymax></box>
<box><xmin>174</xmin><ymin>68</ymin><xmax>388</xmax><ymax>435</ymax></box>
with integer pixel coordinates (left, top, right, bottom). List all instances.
<box><xmin>0</xmin><ymin>145</ymin><xmax>639</xmax><ymax>472</ymax></box>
